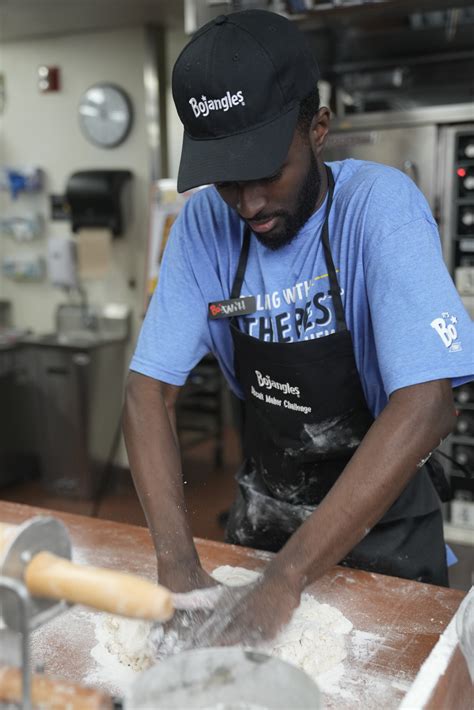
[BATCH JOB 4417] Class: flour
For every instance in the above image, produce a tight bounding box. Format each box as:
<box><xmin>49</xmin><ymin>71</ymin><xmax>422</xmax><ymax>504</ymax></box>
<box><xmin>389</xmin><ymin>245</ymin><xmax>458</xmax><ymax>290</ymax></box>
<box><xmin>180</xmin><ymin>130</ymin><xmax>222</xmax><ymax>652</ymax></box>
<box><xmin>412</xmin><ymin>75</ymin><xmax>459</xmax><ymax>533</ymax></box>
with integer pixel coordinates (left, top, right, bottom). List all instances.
<box><xmin>86</xmin><ymin>615</ymin><xmax>152</xmax><ymax>695</ymax></box>
<box><xmin>211</xmin><ymin>566</ymin><xmax>352</xmax><ymax>677</ymax></box>
<box><xmin>87</xmin><ymin>564</ymin><xmax>353</xmax><ymax>697</ymax></box>
<box><xmin>95</xmin><ymin>615</ymin><xmax>155</xmax><ymax>672</ymax></box>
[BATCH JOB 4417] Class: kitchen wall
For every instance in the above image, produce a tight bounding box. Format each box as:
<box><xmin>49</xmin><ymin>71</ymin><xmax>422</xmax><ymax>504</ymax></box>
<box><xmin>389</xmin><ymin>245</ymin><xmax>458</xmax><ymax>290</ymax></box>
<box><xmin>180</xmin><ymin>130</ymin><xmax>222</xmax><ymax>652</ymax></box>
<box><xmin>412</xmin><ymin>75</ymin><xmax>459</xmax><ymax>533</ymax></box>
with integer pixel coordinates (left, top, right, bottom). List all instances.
<box><xmin>0</xmin><ymin>24</ymin><xmax>188</xmax><ymax>332</ymax></box>
<box><xmin>0</xmin><ymin>23</ymin><xmax>189</xmax><ymax>464</ymax></box>
<box><xmin>0</xmin><ymin>27</ymin><xmax>149</xmax><ymax>336</ymax></box>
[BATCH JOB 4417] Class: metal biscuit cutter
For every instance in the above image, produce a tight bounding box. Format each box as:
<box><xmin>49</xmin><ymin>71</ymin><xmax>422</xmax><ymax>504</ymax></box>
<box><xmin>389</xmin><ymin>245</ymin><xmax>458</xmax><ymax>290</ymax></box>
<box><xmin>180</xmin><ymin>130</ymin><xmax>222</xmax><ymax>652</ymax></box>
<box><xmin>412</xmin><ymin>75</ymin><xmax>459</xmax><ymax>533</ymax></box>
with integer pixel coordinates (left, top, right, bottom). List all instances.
<box><xmin>0</xmin><ymin>516</ymin><xmax>72</xmax><ymax>710</ymax></box>
<box><xmin>0</xmin><ymin>515</ymin><xmax>174</xmax><ymax>709</ymax></box>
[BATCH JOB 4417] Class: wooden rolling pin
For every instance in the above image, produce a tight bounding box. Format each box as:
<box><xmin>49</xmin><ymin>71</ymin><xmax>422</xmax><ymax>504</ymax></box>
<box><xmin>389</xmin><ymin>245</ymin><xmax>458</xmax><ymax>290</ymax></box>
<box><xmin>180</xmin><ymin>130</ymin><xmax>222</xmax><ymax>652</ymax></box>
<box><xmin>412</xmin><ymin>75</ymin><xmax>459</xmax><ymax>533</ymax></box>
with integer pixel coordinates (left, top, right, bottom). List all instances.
<box><xmin>0</xmin><ymin>666</ymin><xmax>114</xmax><ymax>710</ymax></box>
<box><xmin>0</xmin><ymin>523</ymin><xmax>173</xmax><ymax>621</ymax></box>
<box><xmin>24</xmin><ymin>551</ymin><xmax>174</xmax><ymax>621</ymax></box>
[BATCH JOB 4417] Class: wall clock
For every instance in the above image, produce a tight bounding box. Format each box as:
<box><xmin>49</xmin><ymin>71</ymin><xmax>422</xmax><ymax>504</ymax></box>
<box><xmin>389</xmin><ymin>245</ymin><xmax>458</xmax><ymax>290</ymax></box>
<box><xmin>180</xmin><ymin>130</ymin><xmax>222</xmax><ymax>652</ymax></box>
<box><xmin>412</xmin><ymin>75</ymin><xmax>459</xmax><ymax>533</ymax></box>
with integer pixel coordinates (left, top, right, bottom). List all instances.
<box><xmin>78</xmin><ymin>83</ymin><xmax>133</xmax><ymax>148</ymax></box>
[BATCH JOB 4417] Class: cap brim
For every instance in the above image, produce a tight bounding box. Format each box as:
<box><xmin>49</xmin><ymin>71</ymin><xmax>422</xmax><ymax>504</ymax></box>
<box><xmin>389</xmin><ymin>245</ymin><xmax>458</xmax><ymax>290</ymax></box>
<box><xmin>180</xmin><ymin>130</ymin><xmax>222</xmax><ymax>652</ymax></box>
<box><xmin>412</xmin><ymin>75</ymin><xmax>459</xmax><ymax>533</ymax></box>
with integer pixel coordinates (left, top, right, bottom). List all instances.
<box><xmin>177</xmin><ymin>105</ymin><xmax>300</xmax><ymax>193</ymax></box>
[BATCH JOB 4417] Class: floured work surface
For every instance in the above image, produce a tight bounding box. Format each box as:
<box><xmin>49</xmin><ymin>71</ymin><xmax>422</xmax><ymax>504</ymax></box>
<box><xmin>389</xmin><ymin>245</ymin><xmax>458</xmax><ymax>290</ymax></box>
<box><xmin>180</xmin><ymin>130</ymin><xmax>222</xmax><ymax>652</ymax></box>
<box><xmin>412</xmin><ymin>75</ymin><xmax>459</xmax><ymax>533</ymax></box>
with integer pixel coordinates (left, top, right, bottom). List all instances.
<box><xmin>0</xmin><ymin>501</ymin><xmax>466</xmax><ymax>709</ymax></box>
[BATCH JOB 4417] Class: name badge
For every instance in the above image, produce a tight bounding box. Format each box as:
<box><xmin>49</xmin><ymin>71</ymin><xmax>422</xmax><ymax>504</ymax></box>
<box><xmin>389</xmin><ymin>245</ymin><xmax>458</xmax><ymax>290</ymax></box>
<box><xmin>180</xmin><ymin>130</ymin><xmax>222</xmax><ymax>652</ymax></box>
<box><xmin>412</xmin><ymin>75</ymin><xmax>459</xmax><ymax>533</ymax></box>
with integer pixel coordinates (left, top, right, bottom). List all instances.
<box><xmin>208</xmin><ymin>296</ymin><xmax>257</xmax><ymax>319</ymax></box>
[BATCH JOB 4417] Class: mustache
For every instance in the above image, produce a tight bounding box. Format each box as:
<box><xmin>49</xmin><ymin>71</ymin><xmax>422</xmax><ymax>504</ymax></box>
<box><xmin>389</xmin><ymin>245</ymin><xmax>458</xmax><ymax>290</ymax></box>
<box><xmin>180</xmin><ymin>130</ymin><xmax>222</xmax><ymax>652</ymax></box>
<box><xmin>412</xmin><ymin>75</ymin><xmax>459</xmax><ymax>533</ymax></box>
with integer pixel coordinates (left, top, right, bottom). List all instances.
<box><xmin>245</xmin><ymin>209</ymin><xmax>288</xmax><ymax>224</ymax></box>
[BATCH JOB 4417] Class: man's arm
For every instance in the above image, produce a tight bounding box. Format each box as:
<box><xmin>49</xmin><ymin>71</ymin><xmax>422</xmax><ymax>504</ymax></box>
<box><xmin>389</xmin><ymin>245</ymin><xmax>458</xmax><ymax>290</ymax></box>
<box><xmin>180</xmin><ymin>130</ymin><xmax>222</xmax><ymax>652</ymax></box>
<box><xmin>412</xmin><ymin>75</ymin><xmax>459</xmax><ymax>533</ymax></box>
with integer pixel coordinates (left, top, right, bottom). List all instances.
<box><xmin>122</xmin><ymin>371</ymin><xmax>215</xmax><ymax>592</ymax></box>
<box><xmin>272</xmin><ymin>378</ymin><xmax>456</xmax><ymax>590</ymax></box>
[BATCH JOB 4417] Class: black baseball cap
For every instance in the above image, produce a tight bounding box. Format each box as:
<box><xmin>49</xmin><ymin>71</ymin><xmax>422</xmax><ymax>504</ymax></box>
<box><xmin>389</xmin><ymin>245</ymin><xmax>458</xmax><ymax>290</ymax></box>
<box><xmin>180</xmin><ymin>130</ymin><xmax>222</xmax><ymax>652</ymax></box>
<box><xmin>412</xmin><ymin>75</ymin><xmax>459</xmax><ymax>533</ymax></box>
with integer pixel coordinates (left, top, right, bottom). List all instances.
<box><xmin>172</xmin><ymin>10</ymin><xmax>320</xmax><ymax>193</ymax></box>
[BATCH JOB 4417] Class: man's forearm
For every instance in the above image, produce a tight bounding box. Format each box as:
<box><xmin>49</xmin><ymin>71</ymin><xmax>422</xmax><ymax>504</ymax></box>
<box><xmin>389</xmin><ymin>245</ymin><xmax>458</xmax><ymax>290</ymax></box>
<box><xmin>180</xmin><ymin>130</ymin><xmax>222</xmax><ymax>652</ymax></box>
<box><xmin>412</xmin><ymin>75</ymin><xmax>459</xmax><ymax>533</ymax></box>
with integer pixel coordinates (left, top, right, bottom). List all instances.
<box><xmin>270</xmin><ymin>379</ymin><xmax>456</xmax><ymax>591</ymax></box>
<box><xmin>122</xmin><ymin>372</ymin><xmax>199</xmax><ymax>567</ymax></box>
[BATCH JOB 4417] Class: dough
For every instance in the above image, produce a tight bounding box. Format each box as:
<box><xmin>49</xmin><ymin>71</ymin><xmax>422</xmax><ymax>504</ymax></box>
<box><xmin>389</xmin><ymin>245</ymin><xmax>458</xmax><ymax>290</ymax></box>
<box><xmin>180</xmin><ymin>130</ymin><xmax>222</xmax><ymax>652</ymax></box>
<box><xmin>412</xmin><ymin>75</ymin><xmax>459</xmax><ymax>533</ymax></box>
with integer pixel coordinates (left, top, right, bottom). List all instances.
<box><xmin>211</xmin><ymin>566</ymin><xmax>353</xmax><ymax>677</ymax></box>
<box><xmin>90</xmin><ymin>565</ymin><xmax>353</xmax><ymax>687</ymax></box>
<box><xmin>99</xmin><ymin>615</ymin><xmax>155</xmax><ymax>672</ymax></box>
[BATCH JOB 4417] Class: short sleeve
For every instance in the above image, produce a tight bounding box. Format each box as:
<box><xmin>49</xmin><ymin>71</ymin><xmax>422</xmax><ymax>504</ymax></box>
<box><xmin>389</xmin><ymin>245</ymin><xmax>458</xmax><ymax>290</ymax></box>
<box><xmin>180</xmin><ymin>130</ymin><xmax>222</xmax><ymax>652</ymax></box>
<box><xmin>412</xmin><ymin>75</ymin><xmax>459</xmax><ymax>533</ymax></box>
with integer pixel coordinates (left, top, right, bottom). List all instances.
<box><xmin>129</xmin><ymin>215</ymin><xmax>212</xmax><ymax>385</ymax></box>
<box><xmin>365</xmin><ymin>216</ymin><xmax>474</xmax><ymax>396</ymax></box>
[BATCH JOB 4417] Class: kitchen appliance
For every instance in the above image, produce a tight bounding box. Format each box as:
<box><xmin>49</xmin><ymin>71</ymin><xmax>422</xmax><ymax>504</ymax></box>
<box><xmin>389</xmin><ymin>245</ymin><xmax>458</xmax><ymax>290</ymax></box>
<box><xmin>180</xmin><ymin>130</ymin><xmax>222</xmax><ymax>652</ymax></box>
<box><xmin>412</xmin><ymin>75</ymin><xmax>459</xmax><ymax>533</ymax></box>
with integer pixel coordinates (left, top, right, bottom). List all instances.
<box><xmin>16</xmin><ymin>303</ymin><xmax>131</xmax><ymax>499</ymax></box>
<box><xmin>0</xmin><ymin>303</ymin><xmax>39</xmax><ymax>487</ymax></box>
<box><xmin>324</xmin><ymin>102</ymin><xmax>474</xmax><ymax>548</ymax></box>
<box><xmin>324</xmin><ymin>103</ymin><xmax>474</xmax><ymax>298</ymax></box>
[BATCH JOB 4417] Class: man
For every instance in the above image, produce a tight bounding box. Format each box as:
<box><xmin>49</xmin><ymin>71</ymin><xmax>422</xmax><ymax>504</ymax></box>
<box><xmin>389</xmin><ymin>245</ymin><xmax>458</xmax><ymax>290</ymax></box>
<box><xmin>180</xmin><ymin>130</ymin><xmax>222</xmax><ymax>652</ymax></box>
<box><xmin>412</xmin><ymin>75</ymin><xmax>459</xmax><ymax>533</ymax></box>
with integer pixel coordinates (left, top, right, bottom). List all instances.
<box><xmin>124</xmin><ymin>10</ymin><xmax>473</xmax><ymax>643</ymax></box>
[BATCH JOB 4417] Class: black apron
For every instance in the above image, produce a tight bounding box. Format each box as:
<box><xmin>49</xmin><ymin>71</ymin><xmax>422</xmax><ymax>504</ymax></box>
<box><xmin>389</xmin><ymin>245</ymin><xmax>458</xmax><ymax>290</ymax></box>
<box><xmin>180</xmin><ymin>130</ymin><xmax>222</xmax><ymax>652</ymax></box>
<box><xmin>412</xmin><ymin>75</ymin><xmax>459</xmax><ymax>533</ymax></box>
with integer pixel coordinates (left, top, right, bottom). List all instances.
<box><xmin>219</xmin><ymin>166</ymin><xmax>448</xmax><ymax>586</ymax></box>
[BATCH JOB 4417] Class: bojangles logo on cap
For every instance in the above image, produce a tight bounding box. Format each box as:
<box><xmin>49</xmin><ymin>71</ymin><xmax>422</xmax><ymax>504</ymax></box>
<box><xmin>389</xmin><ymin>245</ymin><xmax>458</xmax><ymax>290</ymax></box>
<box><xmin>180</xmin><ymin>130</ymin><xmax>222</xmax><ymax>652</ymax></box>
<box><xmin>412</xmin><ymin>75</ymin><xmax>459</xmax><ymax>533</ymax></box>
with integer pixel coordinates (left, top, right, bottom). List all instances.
<box><xmin>189</xmin><ymin>91</ymin><xmax>245</xmax><ymax>118</ymax></box>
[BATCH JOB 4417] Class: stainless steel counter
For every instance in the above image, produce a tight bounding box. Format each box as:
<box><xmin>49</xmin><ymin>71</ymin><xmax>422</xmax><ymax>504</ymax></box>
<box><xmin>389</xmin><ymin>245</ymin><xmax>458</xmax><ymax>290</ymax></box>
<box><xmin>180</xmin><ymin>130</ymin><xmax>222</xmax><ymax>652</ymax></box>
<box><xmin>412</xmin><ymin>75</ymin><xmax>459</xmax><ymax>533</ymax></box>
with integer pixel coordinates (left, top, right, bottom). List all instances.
<box><xmin>0</xmin><ymin>334</ymin><xmax>128</xmax><ymax>497</ymax></box>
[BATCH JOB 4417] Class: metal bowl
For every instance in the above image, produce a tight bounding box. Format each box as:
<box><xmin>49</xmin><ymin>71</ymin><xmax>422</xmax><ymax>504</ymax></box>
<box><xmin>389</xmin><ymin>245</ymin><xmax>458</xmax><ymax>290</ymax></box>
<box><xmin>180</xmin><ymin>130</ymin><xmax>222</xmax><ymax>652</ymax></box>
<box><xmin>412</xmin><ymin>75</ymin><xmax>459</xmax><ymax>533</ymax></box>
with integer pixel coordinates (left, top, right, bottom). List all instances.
<box><xmin>127</xmin><ymin>647</ymin><xmax>320</xmax><ymax>709</ymax></box>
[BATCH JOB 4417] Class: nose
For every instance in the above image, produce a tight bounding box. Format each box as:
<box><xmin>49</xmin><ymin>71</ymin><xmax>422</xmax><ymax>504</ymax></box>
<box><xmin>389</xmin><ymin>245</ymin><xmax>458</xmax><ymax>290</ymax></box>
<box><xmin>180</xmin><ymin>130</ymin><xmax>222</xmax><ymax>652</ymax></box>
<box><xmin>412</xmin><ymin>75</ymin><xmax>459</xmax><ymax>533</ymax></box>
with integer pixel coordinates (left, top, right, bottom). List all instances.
<box><xmin>235</xmin><ymin>182</ymin><xmax>267</xmax><ymax>220</ymax></box>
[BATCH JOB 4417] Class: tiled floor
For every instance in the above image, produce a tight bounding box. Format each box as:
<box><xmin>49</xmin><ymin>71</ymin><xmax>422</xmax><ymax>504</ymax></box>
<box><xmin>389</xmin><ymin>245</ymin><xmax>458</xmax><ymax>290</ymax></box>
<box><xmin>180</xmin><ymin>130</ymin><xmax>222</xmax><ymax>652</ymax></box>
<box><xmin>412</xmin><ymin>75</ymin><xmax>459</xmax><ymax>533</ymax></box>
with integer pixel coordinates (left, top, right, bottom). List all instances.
<box><xmin>0</xmin><ymin>427</ymin><xmax>241</xmax><ymax>542</ymax></box>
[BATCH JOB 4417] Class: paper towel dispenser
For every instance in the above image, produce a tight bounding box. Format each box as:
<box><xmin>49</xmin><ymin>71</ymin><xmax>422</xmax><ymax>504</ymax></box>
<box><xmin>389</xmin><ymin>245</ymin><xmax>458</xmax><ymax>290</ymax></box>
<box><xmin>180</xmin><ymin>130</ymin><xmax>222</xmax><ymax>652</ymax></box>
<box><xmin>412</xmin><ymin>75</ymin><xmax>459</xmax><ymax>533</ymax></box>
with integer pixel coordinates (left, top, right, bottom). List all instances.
<box><xmin>66</xmin><ymin>170</ymin><xmax>132</xmax><ymax>237</ymax></box>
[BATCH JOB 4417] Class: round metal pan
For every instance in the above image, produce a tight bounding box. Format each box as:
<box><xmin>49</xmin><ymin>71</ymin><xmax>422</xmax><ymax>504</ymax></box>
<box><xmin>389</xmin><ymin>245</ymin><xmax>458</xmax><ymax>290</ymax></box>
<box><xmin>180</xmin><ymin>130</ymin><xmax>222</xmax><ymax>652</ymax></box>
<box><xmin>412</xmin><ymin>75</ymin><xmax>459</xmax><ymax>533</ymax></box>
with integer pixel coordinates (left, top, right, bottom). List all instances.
<box><xmin>125</xmin><ymin>647</ymin><xmax>321</xmax><ymax>709</ymax></box>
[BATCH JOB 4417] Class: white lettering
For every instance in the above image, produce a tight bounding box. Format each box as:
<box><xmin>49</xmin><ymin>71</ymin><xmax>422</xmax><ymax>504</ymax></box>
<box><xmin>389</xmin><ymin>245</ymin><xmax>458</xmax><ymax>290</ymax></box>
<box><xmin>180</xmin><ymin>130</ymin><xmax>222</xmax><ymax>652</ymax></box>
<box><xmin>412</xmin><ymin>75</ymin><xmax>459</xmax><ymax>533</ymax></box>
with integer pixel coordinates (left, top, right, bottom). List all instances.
<box><xmin>282</xmin><ymin>286</ymin><xmax>297</xmax><ymax>305</ymax></box>
<box><xmin>271</xmin><ymin>291</ymin><xmax>281</xmax><ymax>308</ymax></box>
<box><xmin>265</xmin><ymin>394</ymin><xmax>282</xmax><ymax>406</ymax></box>
<box><xmin>255</xmin><ymin>291</ymin><xmax>281</xmax><ymax>310</ymax></box>
<box><xmin>431</xmin><ymin>317</ymin><xmax>458</xmax><ymax>348</ymax></box>
<box><xmin>189</xmin><ymin>97</ymin><xmax>199</xmax><ymax>117</ymax></box>
<box><xmin>295</xmin><ymin>282</ymin><xmax>304</xmax><ymax>300</ymax></box>
<box><xmin>189</xmin><ymin>90</ymin><xmax>245</xmax><ymax>118</ymax></box>
<box><xmin>283</xmin><ymin>399</ymin><xmax>312</xmax><ymax>415</ymax></box>
<box><xmin>220</xmin><ymin>299</ymin><xmax>246</xmax><ymax>315</ymax></box>
<box><xmin>254</xmin><ymin>370</ymin><xmax>300</xmax><ymax>398</ymax></box>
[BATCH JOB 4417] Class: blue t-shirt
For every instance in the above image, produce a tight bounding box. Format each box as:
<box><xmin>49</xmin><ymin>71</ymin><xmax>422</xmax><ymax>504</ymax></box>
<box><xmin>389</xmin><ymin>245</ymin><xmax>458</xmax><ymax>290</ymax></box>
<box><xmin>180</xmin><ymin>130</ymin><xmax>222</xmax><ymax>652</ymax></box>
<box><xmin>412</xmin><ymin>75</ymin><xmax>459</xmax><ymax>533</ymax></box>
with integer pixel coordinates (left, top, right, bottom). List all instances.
<box><xmin>131</xmin><ymin>160</ymin><xmax>473</xmax><ymax>417</ymax></box>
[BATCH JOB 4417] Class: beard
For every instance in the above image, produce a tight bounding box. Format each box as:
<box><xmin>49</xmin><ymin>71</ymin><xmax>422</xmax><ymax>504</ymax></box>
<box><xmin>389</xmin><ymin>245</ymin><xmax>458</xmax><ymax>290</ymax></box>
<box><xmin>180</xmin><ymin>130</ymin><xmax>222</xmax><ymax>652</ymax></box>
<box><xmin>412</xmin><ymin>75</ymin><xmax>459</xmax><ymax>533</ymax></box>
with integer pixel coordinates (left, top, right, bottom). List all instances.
<box><xmin>251</xmin><ymin>153</ymin><xmax>322</xmax><ymax>251</ymax></box>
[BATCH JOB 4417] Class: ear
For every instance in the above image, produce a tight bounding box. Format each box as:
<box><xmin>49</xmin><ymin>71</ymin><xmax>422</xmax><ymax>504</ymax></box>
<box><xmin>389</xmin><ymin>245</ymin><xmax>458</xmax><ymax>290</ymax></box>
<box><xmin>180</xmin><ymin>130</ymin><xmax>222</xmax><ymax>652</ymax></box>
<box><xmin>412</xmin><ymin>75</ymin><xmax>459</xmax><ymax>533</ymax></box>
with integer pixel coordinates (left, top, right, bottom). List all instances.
<box><xmin>309</xmin><ymin>108</ymin><xmax>330</xmax><ymax>157</ymax></box>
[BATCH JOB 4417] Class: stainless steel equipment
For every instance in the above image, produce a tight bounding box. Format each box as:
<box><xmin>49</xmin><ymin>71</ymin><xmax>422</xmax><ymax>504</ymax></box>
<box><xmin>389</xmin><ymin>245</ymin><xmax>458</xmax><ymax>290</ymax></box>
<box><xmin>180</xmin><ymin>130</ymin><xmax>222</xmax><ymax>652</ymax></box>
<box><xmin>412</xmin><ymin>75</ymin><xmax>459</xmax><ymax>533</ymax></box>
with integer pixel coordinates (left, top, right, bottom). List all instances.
<box><xmin>324</xmin><ymin>103</ymin><xmax>474</xmax><ymax>317</ymax></box>
<box><xmin>324</xmin><ymin>101</ymin><xmax>474</xmax><ymax>539</ymax></box>
<box><xmin>16</xmin><ymin>303</ymin><xmax>131</xmax><ymax>498</ymax></box>
<box><xmin>324</xmin><ymin>103</ymin><xmax>474</xmax><ymax>315</ymax></box>
<box><xmin>128</xmin><ymin>647</ymin><xmax>320</xmax><ymax>710</ymax></box>
<box><xmin>325</xmin><ymin>103</ymin><xmax>473</xmax><ymax>224</ymax></box>
<box><xmin>0</xmin><ymin>304</ymin><xmax>39</xmax><ymax>486</ymax></box>
<box><xmin>0</xmin><ymin>517</ymin><xmax>76</xmax><ymax>709</ymax></box>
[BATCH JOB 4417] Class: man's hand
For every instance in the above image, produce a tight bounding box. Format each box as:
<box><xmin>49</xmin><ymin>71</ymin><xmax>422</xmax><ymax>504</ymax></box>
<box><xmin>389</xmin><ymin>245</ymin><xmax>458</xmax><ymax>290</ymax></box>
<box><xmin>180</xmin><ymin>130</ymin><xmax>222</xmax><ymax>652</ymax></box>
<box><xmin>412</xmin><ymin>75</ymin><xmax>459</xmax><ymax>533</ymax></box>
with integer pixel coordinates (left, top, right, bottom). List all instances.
<box><xmin>151</xmin><ymin>563</ymin><xmax>222</xmax><ymax>659</ymax></box>
<box><xmin>158</xmin><ymin>561</ymin><xmax>218</xmax><ymax>593</ymax></box>
<box><xmin>188</xmin><ymin>570</ymin><xmax>301</xmax><ymax>649</ymax></box>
